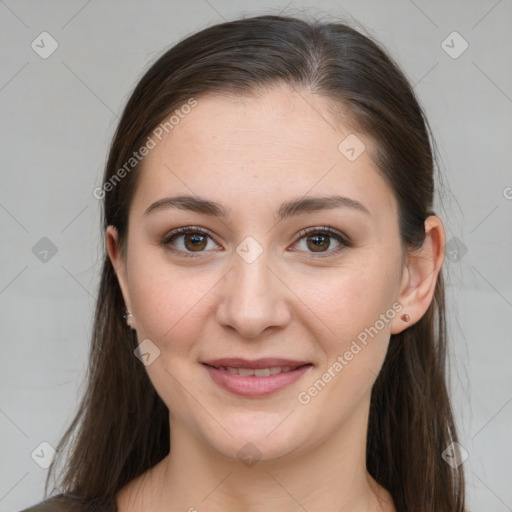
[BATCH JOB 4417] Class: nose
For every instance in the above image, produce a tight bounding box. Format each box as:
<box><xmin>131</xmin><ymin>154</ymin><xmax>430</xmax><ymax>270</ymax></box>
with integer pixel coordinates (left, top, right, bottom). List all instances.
<box><xmin>216</xmin><ymin>246</ymin><xmax>291</xmax><ymax>340</ymax></box>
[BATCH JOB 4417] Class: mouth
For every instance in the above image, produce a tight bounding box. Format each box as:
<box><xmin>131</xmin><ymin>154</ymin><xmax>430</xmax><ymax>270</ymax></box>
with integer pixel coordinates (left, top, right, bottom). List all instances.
<box><xmin>209</xmin><ymin>365</ymin><xmax>302</xmax><ymax>376</ymax></box>
<box><xmin>201</xmin><ymin>358</ymin><xmax>313</xmax><ymax>397</ymax></box>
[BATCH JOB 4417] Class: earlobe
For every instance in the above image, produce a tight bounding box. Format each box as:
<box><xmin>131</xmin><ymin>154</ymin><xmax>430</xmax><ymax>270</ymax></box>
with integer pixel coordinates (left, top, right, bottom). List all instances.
<box><xmin>390</xmin><ymin>216</ymin><xmax>446</xmax><ymax>335</ymax></box>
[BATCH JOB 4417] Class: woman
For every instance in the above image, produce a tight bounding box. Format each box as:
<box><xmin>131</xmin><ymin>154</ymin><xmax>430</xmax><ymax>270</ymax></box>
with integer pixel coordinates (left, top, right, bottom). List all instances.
<box><xmin>22</xmin><ymin>14</ymin><xmax>466</xmax><ymax>512</ymax></box>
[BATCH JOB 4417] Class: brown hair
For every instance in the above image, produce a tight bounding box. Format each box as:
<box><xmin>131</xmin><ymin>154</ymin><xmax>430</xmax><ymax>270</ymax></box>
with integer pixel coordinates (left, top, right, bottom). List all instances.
<box><xmin>45</xmin><ymin>14</ymin><xmax>465</xmax><ymax>512</ymax></box>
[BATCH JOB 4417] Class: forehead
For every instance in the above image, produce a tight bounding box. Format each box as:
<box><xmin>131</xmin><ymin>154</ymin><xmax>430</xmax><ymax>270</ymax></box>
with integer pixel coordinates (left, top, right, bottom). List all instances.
<box><xmin>130</xmin><ymin>85</ymin><xmax>398</xmax><ymax>222</ymax></box>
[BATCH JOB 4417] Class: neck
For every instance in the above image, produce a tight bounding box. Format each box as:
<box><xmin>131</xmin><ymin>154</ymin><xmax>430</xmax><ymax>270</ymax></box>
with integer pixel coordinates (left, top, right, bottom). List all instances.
<box><xmin>117</xmin><ymin>397</ymin><xmax>394</xmax><ymax>512</ymax></box>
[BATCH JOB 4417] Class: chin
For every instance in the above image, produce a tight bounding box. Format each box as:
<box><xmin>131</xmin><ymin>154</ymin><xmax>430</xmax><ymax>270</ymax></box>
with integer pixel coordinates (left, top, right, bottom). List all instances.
<box><xmin>196</xmin><ymin>409</ymin><xmax>314</xmax><ymax>464</ymax></box>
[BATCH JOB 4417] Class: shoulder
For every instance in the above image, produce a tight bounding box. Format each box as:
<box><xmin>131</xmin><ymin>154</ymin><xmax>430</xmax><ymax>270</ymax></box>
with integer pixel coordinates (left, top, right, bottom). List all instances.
<box><xmin>18</xmin><ymin>495</ymin><xmax>73</xmax><ymax>512</ymax></box>
<box><xmin>19</xmin><ymin>494</ymin><xmax>117</xmax><ymax>512</ymax></box>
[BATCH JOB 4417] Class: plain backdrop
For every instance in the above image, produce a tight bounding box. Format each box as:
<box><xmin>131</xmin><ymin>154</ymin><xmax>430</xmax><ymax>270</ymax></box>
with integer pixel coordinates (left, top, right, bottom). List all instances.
<box><xmin>1</xmin><ymin>1</ymin><xmax>511</xmax><ymax>511</ymax></box>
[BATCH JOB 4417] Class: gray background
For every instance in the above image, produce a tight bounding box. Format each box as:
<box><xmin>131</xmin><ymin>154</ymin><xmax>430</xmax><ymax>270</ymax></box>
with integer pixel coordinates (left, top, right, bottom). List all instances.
<box><xmin>1</xmin><ymin>1</ymin><xmax>511</xmax><ymax>510</ymax></box>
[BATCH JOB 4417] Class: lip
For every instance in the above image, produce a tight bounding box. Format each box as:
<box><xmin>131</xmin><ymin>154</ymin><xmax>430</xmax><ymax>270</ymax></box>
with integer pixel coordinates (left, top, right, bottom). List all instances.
<box><xmin>201</xmin><ymin>358</ymin><xmax>313</xmax><ymax>398</ymax></box>
<box><xmin>202</xmin><ymin>357</ymin><xmax>310</xmax><ymax>369</ymax></box>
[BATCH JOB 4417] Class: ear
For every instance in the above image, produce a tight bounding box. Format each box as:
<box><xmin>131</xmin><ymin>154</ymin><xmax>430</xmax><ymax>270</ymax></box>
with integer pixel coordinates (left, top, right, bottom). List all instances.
<box><xmin>390</xmin><ymin>215</ymin><xmax>446</xmax><ymax>335</ymax></box>
<box><xmin>106</xmin><ymin>225</ymin><xmax>136</xmax><ymax>330</ymax></box>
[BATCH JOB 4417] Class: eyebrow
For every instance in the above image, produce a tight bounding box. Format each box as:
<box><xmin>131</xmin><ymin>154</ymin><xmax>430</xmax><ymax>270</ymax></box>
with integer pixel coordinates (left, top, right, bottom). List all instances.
<box><xmin>143</xmin><ymin>194</ymin><xmax>371</xmax><ymax>220</ymax></box>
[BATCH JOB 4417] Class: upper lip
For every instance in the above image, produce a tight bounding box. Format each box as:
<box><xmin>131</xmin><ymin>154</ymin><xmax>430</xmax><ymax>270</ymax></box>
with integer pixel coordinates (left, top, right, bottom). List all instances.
<box><xmin>202</xmin><ymin>358</ymin><xmax>311</xmax><ymax>369</ymax></box>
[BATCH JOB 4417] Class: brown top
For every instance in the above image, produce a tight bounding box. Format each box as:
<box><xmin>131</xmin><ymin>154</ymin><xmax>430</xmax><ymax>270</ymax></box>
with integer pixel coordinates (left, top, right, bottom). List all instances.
<box><xmin>19</xmin><ymin>494</ymin><xmax>117</xmax><ymax>512</ymax></box>
<box><xmin>20</xmin><ymin>499</ymin><xmax>71</xmax><ymax>512</ymax></box>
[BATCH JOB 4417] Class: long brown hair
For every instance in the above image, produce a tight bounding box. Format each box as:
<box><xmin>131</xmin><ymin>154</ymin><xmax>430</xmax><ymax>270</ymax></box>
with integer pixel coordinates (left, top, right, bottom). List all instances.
<box><xmin>45</xmin><ymin>14</ymin><xmax>465</xmax><ymax>511</ymax></box>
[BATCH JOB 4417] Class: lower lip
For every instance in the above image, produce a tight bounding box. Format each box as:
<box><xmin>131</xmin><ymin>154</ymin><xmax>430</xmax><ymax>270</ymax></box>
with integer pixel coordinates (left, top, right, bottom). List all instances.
<box><xmin>203</xmin><ymin>364</ymin><xmax>312</xmax><ymax>398</ymax></box>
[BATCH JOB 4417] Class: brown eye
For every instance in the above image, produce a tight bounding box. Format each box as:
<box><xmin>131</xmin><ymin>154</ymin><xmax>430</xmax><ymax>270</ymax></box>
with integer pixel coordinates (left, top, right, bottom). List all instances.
<box><xmin>306</xmin><ymin>233</ymin><xmax>331</xmax><ymax>252</ymax></box>
<box><xmin>163</xmin><ymin>227</ymin><xmax>220</xmax><ymax>257</ymax></box>
<box><xmin>182</xmin><ymin>232</ymin><xmax>208</xmax><ymax>251</ymax></box>
<box><xmin>293</xmin><ymin>226</ymin><xmax>351</xmax><ymax>258</ymax></box>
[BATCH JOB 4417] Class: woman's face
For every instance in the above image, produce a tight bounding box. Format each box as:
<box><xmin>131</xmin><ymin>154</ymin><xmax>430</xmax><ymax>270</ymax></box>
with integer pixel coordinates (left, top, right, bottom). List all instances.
<box><xmin>108</xmin><ymin>85</ymin><xmax>411</xmax><ymax>462</ymax></box>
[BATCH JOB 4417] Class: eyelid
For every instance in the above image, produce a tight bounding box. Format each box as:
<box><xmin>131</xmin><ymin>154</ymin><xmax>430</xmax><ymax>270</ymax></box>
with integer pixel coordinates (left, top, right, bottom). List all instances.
<box><xmin>163</xmin><ymin>225</ymin><xmax>216</xmax><ymax>241</ymax></box>
<box><xmin>294</xmin><ymin>226</ymin><xmax>352</xmax><ymax>245</ymax></box>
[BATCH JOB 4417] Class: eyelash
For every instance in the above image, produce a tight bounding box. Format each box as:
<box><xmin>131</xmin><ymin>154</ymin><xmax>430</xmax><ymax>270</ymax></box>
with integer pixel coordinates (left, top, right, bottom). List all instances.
<box><xmin>161</xmin><ymin>225</ymin><xmax>352</xmax><ymax>259</ymax></box>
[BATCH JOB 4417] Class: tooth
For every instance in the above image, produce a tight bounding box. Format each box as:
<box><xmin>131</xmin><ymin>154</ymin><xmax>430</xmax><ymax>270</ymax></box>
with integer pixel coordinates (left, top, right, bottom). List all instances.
<box><xmin>226</xmin><ymin>367</ymin><xmax>239</xmax><ymax>375</ymax></box>
<box><xmin>269</xmin><ymin>367</ymin><xmax>282</xmax><ymax>375</ymax></box>
<box><xmin>281</xmin><ymin>366</ymin><xmax>291</xmax><ymax>373</ymax></box>
<box><xmin>238</xmin><ymin>368</ymin><xmax>255</xmax><ymax>376</ymax></box>
<box><xmin>254</xmin><ymin>368</ymin><xmax>271</xmax><ymax>377</ymax></box>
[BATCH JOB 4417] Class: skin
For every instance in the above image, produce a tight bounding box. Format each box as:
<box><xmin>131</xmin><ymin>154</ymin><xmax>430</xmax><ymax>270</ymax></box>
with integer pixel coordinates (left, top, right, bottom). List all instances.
<box><xmin>107</xmin><ymin>84</ymin><xmax>445</xmax><ymax>512</ymax></box>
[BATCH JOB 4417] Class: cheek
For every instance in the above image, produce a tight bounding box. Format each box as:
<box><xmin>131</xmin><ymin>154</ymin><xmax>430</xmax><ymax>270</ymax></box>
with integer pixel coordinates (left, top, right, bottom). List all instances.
<box><xmin>301</xmin><ymin>264</ymin><xmax>397</xmax><ymax>338</ymax></box>
<box><xmin>293</xmin><ymin>270</ymin><xmax>397</xmax><ymax>416</ymax></box>
<box><xmin>127</xmin><ymin>256</ymin><xmax>219</xmax><ymax>357</ymax></box>
<box><xmin>293</xmin><ymin>258</ymin><xmax>400</xmax><ymax>386</ymax></box>
<box><xmin>127</xmin><ymin>259</ymin><xmax>220</xmax><ymax>420</ymax></box>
